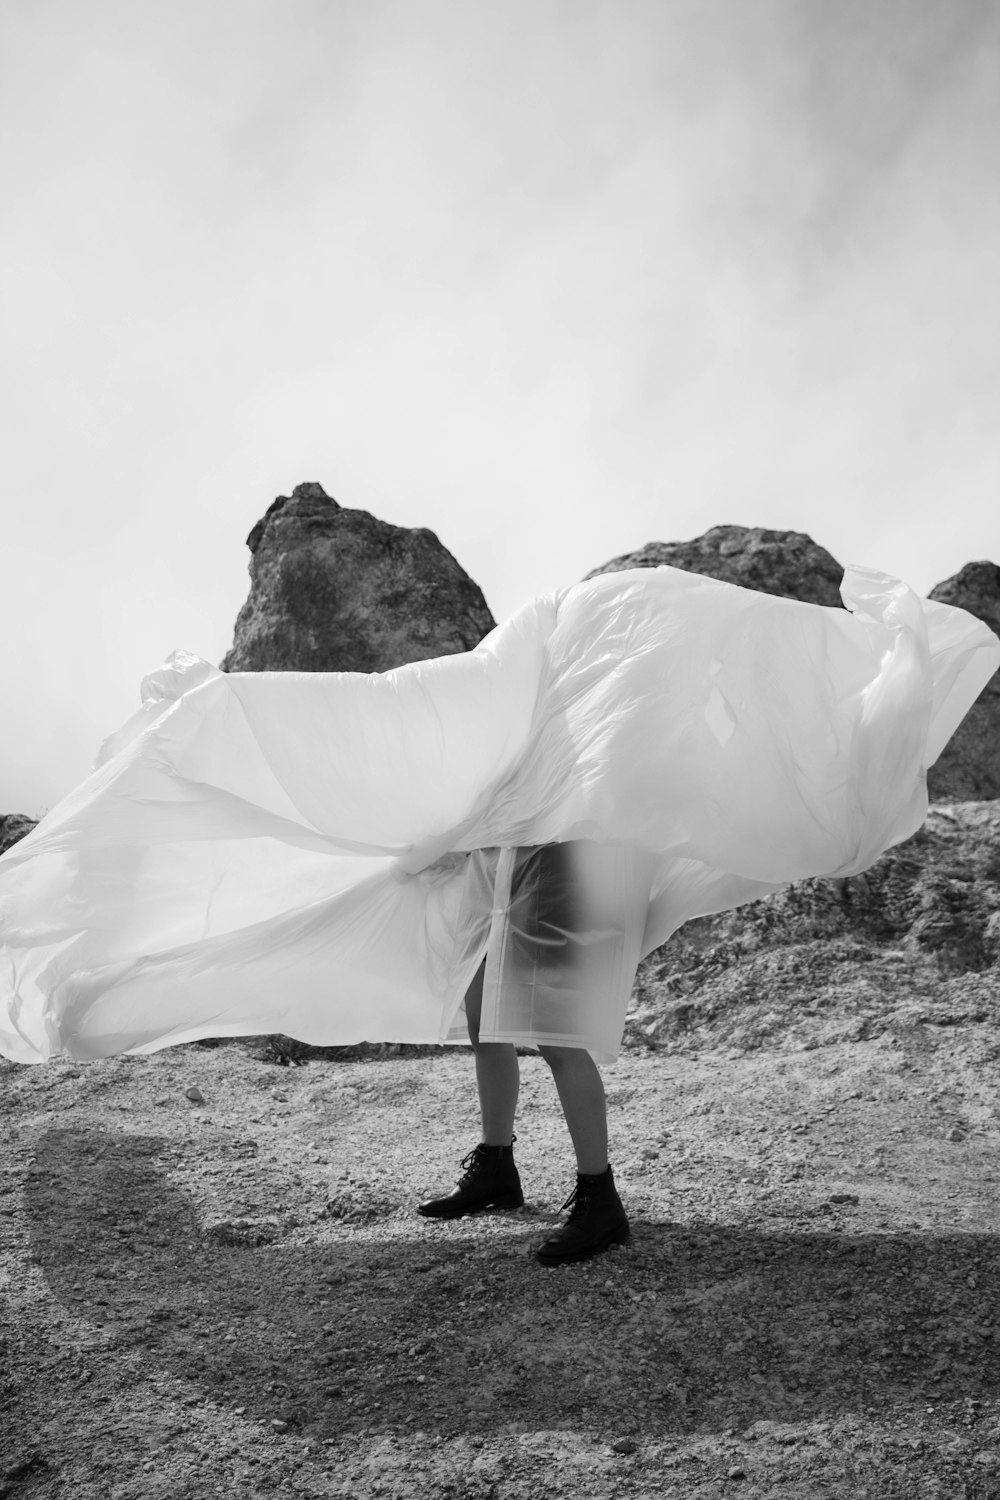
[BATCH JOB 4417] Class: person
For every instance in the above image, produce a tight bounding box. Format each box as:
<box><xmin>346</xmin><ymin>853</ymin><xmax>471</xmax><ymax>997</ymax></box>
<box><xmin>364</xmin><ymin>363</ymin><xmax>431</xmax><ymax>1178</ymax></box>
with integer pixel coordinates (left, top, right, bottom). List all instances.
<box><xmin>1</xmin><ymin>561</ymin><xmax>998</xmax><ymax>1277</ymax></box>
<box><xmin>418</xmin><ymin>841</ymin><xmax>649</xmax><ymax>1265</ymax></box>
<box><xmin>419</xmin><ymin>961</ymin><xmax>628</xmax><ymax>1267</ymax></box>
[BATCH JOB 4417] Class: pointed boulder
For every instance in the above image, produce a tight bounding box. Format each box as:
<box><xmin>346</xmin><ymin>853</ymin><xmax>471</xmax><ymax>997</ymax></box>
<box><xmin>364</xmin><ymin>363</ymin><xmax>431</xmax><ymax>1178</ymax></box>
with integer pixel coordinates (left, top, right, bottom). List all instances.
<box><xmin>221</xmin><ymin>483</ymin><xmax>496</xmax><ymax>673</ymax></box>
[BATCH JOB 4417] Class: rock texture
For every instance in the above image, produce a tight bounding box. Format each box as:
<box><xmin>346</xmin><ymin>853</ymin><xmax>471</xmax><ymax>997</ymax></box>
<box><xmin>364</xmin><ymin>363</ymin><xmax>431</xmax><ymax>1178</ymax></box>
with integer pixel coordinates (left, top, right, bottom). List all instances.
<box><xmin>926</xmin><ymin>562</ymin><xmax>1000</xmax><ymax>801</ymax></box>
<box><xmin>586</xmin><ymin>524</ymin><xmax>845</xmax><ymax>606</ymax></box>
<box><xmin>630</xmin><ymin>800</ymin><xmax>1000</xmax><ymax>1054</ymax></box>
<box><xmin>0</xmin><ymin>815</ymin><xmax>37</xmax><ymax>857</ymax></box>
<box><xmin>221</xmin><ymin>482</ymin><xmax>496</xmax><ymax>673</ymax></box>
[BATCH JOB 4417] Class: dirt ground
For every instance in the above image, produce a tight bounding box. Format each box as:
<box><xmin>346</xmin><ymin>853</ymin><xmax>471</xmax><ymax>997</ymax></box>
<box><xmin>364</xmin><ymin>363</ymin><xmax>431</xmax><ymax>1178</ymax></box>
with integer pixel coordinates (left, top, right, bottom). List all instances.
<box><xmin>2</xmin><ymin>1010</ymin><xmax>999</xmax><ymax>1500</ymax></box>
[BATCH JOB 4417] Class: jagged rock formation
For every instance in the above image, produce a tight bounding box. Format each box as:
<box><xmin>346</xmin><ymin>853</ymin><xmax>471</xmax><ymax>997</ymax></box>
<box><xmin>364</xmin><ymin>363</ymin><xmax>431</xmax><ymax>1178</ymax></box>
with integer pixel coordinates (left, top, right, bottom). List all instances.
<box><xmin>221</xmin><ymin>482</ymin><xmax>496</xmax><ymax>673</ymax></box>
<box><xmin>926</xmin><ymin>562</ymin><xmax>1000</xmax><ymax>801</ymax></box>
<box><xmin>587</xmin><ymin>524</ymin><xmax>845</xmax><ymax>606</ymax></box>
<box><xmin>628</xmin><ymin>800</ymin><xmax>1000</xmax><ymax>1053</ymax></box>
<box><xmin>0</xmin><ymin>815</ymin><xmax>37</xmax><ymax>857</ymax></box>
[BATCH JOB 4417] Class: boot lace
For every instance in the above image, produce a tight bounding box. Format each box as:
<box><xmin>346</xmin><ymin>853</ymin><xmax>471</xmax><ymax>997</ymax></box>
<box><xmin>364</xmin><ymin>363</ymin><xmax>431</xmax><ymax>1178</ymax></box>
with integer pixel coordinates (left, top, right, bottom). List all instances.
<box><xmin>557</xmin><ymin>1176</ymin><xmax>594</xmax><ymax>1223</ymax></box>
<box><xmin>457</xmin><ymin>1143</ymin><xmax>491</xmax><ymax>1185</ymax></box>
<box><xmin>458</xmin><ymin>1134</ymin><xmax>516</xmax><ymax>1187</ymax></box>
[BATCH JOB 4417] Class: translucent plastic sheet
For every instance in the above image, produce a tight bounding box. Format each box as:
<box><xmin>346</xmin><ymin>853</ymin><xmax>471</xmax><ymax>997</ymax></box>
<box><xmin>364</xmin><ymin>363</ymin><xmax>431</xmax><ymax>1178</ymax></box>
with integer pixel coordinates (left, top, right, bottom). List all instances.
<box><xmin>1</xmin><ymin>564</ymin><xmax>997</xmax><ymax>1064</ymax></box>
<box><xmin>441</xmin><ymin>842</ymin><xmax>655</xmax><ymax>1062</ymax></box>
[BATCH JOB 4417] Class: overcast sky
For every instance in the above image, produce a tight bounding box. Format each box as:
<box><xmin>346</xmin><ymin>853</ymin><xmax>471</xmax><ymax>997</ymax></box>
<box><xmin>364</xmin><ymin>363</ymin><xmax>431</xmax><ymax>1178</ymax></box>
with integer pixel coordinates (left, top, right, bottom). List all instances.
<box><xmin>3</xmin><ymin>0</ymin><xmax>999</xmax><ymax>815</ymax></box>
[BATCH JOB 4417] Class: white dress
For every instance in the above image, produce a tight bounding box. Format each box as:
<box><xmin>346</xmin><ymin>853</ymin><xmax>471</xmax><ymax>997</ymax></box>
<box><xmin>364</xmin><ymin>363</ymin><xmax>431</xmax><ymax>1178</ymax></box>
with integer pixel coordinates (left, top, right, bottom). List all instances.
<box><xmin>1</xmin><ymin>564</ymin><xmax>997</xmax><ymax>1065</ymax></box>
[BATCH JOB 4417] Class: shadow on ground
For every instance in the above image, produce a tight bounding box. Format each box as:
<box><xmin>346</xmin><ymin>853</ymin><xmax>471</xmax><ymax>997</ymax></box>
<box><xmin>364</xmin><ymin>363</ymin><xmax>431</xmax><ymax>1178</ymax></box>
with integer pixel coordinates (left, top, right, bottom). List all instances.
<box><xmin>25</xmin><ymin>1126</ymin><xmax>1000</xmax><ymax>1441</ymax></box>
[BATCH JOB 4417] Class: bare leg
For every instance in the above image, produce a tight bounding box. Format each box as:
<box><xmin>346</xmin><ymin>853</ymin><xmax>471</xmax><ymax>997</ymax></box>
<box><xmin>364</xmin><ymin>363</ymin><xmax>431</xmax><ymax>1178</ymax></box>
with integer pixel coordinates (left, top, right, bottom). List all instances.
<box><xmin>417</xmin><ymin>960</ymin><xmax>523</xmax><ymax>1219</ymax></box>
<box><xmin>537</xmin><ymin>1044</ymin><xmax>608</xmax><ymax>1175</ymax></box>
<box><xmin>465</xmin><ymin>961</ymin><xmax>519</xmax><ymax>1146</ymax></box>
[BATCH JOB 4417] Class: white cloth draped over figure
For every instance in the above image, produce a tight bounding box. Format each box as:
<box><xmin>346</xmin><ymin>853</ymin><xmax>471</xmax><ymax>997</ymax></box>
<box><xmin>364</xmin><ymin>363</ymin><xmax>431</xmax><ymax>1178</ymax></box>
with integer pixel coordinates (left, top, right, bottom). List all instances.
<box><xmin>1</xmin><ymin>564</ymin><xmax>998</xmax><ymax>1065</ymax></box>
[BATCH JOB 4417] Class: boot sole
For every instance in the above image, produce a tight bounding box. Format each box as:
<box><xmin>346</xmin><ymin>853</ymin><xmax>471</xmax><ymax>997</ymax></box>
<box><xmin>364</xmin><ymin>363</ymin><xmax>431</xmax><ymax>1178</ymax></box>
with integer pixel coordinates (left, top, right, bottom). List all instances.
<box><xmin>417</xmin><ymin>1190</ymin><xmax>525</xmax><ymax>1220</ymax></box>
<box><xmin>535</xmin><ymin>1220</ymin><xmax>630</xmax><ymax>1265</ymax></box>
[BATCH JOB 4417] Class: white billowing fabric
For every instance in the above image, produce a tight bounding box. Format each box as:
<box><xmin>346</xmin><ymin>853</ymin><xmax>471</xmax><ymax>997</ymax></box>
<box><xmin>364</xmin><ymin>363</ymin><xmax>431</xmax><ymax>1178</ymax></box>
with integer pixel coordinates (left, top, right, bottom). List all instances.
<box><xmin>452</xmin><ymin>841</ymin><xmax>657</xmax><ymax>1060</ymax></box>
<box><xmin>1</xmin><ymin>564</ymin><xmax>997</xmax><ymax>1066</ymax></box>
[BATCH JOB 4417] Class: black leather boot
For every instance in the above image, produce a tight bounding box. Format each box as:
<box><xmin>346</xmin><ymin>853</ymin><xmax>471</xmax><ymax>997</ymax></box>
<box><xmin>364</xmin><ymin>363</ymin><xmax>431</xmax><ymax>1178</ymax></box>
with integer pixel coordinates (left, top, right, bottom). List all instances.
<box><xmin>535</xmin><ymin>1165</ymin><xmax>629</xmax><ymax>1265</ymax></box>
<box><xmin>418</xmin><ymin>1138</ymin><xmax>524</xmax><ymax>1219</ymax></box>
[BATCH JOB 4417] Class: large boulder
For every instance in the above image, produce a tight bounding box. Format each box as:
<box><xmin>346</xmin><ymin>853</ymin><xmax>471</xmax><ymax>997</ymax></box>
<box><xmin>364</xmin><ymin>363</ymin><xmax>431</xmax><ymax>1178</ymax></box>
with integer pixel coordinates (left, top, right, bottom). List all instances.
<box><xmin>586</xmin><ymin>524</ymin><xmax>845</xmax><ymax>606</ymax></box>
<box><xmin>0</xmin><ymin>815</ymin><xmax>37</xmax><ymax>857</ymax></box>
<box><xmin>926</xmin><ymin>562</ymin><xmax>1000</xmax><ymax>801</ymax></box>
<box><xmin>221</xmin><ymin>483</ymin><xmax>496</xmax><ymax>673</ymax></box>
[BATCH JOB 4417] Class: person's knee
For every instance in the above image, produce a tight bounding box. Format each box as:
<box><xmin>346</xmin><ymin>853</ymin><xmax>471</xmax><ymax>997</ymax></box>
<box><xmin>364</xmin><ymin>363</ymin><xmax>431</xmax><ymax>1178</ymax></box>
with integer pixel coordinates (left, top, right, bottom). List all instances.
<box><xmin>539</xmin><ymin>1045</ymin><xmax>603</xmax><ymax>1088</ymax></box>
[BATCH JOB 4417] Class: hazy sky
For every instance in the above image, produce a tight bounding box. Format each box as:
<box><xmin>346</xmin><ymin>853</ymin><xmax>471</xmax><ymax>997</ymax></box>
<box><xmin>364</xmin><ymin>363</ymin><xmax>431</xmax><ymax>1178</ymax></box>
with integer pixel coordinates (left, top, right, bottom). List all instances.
<box><xmin>3</xmin><ymin>0</ymin><xmax>999</xmax><ymax>815</ymax></box>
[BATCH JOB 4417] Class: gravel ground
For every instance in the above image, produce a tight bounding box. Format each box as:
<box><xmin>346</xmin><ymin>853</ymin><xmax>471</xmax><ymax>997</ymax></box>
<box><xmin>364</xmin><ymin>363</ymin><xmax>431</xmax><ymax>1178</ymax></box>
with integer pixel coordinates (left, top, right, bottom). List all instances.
<box><xmin>2</xmin><ymin>1016</ymin><xmax>999</xmax><ymax>1499</ymax></box>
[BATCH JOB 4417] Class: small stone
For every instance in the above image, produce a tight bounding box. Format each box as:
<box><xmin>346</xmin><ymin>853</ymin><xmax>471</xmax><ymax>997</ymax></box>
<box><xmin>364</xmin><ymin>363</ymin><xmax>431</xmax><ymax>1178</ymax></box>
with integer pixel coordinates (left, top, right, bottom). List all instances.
<box><xmin>728</xmin><ymin>1466</ymin><xmax>747</xmax><ymax>1480</ymax></box>
<box><xmin>611</xmin><ymin>1438</ymin><xmax>637</xmax><ymax>1455</ymax></box>
<box><xmin>829</xmin><ymin>1193</ymin><xmax>859</xmax><ymax>1205</ymax></box>
<box><xmin>270</xmin><ymin>1419</ymin><xmax>289</xmax><ymax>1433</ymax></box>
<box><xmin>184</xmin><ymin>1087</ymin><xmax>205</xmax><ymax>1104</ymax></box>
<box><xmin>975</xmin><ymin>1452</ymin><xmax>999</xmax><ymax>1469</ymax></box>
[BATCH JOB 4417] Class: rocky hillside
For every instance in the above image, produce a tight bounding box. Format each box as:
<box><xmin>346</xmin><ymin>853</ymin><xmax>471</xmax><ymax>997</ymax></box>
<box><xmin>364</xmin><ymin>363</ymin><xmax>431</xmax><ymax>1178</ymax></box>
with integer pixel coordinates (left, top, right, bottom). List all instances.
<box><xmin>220</xmin><ymin>481</ymin><xmax>496</xmax><ymax>673</ymax></box>
<box><xmin>629</xmin><ymin>800</ymin><xmax>1000</xmax><ymax>1055</ymax></box>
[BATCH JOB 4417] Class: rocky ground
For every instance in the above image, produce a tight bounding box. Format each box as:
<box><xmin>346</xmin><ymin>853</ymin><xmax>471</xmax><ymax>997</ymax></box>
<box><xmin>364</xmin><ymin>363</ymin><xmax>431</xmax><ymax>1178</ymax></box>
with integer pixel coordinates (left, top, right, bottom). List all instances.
<box><xmin>2</xmin><ymin>989</ymin><xmax>999</xmax><ymax>1499</ymax></box>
